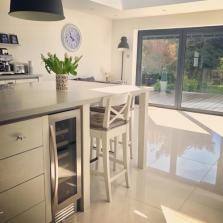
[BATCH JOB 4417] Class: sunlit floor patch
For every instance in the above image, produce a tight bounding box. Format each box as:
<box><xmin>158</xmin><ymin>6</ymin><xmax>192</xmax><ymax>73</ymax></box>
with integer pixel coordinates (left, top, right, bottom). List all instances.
<box><xmin>133</xmin><ymin>210</ymin><xmax>148</xmax><ymax>219</ymax></box>
<box><xmin>161</xmin><ymin>206</ymin><xmax>206</xmax><ymax>223</ymax></box>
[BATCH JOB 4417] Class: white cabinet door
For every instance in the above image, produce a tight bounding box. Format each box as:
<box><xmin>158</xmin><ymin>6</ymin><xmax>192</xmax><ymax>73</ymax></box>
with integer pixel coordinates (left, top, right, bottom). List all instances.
<box><xmin>0</xmin><ymin>175</ymin><xmax>45</xmax><ymax>223</ymax></box>
<box><xmin>8</xmin><ymin>202</ymin><xmax>45</xmax><ymax>223</ymax></box>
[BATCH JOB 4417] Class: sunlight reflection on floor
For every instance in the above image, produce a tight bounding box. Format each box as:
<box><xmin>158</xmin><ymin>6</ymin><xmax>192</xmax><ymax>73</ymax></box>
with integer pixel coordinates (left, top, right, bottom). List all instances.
<box><xmin>149</xmin><ymin>107</ymin><xmax>209</xmax><ymax>134</ymax></box>
<box><xmin>161</xmin><ymin>206</ymin><xmax>206</xmax><ymax>223</ymax></box>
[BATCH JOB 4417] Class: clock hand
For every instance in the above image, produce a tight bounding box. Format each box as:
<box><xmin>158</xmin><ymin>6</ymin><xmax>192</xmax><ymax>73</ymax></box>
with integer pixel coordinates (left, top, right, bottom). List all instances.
<box><xmin>69</xmin><ymin>33</ymin><xmax>75</xmax><ymax>41</ymax></box>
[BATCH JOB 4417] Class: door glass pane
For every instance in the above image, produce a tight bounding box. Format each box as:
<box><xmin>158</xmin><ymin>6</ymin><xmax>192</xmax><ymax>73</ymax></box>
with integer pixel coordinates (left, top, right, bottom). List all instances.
<box><xmin>140</xmin><ymin>34</ymin><xmax>179</xmax><ymax>106</ymax></box>
<box><xmin>55</xmin><ymin>118</ymin><xmax>77</xmax><ymax>204</ymax></box>
<box><xmin>182</xmin><ymin>31</ymin><xmax>223</xmax><ymax>112</ymax></box>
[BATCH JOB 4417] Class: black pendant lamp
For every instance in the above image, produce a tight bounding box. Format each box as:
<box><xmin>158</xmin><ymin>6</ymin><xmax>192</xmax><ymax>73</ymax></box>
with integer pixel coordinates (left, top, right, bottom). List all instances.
<box><xmin>9</xmin><ymin>0</ymin><xmax>65</xmax><ymax>21</ymax></box>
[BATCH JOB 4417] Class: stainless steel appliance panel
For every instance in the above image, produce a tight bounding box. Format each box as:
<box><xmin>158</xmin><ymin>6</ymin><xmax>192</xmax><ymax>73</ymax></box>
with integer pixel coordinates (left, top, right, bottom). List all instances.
<box><xmin>49</xmin><ymin>109</ymin><xmax>82</xmax><ymax>222</ymax></box>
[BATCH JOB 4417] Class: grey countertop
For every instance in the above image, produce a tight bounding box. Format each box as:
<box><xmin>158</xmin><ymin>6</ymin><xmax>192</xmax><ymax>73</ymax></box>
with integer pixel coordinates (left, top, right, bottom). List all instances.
<box><xmin>0</xmin><ymin>80</ymin><xmax>148</xmax><ymax>125</ymax></box>
<box><xmin>0</xmin><ymin>74</ymin><xmax>40</xmax><ymax>81</ymax></box>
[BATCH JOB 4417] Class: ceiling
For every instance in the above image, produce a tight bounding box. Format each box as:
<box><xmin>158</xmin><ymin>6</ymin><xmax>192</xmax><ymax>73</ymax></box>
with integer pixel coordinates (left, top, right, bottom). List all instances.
<box><xmin>63</xmin><ymin>0</ymin><xmax>223</xmax><ymax>19</ymax></box>
<box><xmin>90</xmin><ymin>0</ymin><xmax>204</xmax><ymax>10</ymax></box>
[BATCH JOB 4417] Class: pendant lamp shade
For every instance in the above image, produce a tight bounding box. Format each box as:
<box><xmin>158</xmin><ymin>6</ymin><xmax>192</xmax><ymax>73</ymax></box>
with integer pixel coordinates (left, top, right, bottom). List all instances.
<box><xmin>9</xmin><ymin>0</ymin><xmax>65</xmax><ymax>21</ymax></box>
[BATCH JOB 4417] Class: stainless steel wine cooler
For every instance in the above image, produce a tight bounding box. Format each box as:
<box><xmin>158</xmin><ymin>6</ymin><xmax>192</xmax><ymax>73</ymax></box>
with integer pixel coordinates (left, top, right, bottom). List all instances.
<box><xmin>49</xmin><ymin>109</ymin><xmax>82</xmax><ymax>223</ymax></box>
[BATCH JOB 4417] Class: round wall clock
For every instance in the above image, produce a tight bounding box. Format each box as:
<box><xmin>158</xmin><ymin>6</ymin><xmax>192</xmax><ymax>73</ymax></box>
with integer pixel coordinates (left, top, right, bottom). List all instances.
<box><xmin>61</xmin><ymin>24</ymin><xmax>81</xmax><ymax>52</ymax></box>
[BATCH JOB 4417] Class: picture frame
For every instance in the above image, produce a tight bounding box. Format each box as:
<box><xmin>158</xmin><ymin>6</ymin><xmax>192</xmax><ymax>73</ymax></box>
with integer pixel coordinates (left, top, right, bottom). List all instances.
<box><xmin>0</xmin><ymin>33</ymin><xmax>9</xmax><ymax>44</ymax></box>
<box><xmin>9</xmin><ymin>34</ymin><xmax>19</xmax><ymax>44</ymax></box>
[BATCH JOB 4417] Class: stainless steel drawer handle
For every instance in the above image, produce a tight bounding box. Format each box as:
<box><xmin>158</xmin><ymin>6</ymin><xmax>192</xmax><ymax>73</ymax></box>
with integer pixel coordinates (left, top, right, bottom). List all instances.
<box><xmin>16</xmin><ymin>135</ymin><xmax>26</xmax><ymax>141</ymax></box>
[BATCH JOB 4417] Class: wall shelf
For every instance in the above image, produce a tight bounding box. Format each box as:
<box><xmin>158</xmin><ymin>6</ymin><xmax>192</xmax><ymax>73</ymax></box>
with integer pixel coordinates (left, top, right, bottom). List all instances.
<box><xmin>0</xmin><ymin>43</ymin><xmax>20</xmax><ymax>46</ymax></box>
<box><xmin>0</xmin><ymin>54</ymin><xmax>13</xmax><ymax>61</ymax></box>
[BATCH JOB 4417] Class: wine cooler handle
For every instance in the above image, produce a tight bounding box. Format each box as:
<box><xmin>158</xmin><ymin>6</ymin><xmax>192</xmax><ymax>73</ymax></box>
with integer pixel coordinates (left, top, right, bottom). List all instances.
<box><xmin>50</xmin><ymin>125</ymin><xmax>59</xmax><ymax>211</ymax></box>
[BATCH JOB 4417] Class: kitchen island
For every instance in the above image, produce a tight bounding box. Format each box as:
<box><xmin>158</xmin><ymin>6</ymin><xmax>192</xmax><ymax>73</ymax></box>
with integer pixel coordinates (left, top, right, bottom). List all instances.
<box><xmin>0</xmin><ymin>80</ymin><xmax>149</xmax><ymax>223</ymax></box>
<box><xmin>0</xmin><ymin>81</ymin><xmax>111</xmax><ymax>125</ymax></box>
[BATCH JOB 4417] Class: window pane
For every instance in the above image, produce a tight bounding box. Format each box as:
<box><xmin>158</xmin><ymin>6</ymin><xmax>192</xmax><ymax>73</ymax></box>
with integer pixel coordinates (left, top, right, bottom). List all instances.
<box><xmin>140</xmin><ymin>34</ymin><xmax>179</xmax><ymax>106</ymax></box>
<box><xmin>182</xmin><ymin>31</ymin><xmax>223</xmax><ymax>112</ymax></box>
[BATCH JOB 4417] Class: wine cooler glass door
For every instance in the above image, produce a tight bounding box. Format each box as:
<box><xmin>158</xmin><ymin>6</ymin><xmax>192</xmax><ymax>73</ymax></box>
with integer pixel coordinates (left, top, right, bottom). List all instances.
<box><xmin>49</xmin><ymin>109</ymin><xmax>82</xmax><ymax>215</ymax></box>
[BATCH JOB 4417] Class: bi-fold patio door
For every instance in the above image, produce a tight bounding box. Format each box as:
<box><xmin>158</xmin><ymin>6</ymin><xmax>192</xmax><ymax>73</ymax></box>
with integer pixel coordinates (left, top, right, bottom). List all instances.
<box><xmin>136</xmin><ymin>26</ymin><xmax>223</xmax><ymax>115</ymax></box>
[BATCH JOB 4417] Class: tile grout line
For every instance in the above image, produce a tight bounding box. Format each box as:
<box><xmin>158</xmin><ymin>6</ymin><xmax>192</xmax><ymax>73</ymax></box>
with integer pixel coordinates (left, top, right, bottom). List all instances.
<box><xmin>178</xmin><ymin>186</ymin><xmax>197</xmax><ymax>211</ymax></box>
<box><xmin>178</xmin><ymin>159</ymin><xmax>218</xmax><ymax>211</ymax></box>
<box><xmin>199</xmin><ymin>159</ymin><xmax>218</xmax><ymax>183</ymax></box>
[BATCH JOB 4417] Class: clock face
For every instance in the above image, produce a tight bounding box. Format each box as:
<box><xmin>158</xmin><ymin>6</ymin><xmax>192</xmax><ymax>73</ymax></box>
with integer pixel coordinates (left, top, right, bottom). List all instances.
<box><xmin>61</xmin><ymin>24</ymin><xmax>81</xmax><ymax>52</ymax></box>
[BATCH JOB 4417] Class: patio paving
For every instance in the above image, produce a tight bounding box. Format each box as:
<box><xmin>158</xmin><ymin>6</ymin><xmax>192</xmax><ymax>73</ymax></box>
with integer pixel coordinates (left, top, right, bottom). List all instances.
<box><xmin>149</xmin><ymin>91</ymin><xmax>223</xmax><ymax>112</ymax></box>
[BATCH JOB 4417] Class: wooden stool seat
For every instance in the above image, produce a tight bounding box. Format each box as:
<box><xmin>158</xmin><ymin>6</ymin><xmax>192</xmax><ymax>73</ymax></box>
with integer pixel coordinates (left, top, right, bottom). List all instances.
<box><xmin>91</xmin><ymin>113</ymin><xmax>127</xmax><ymax>130</ymax></box>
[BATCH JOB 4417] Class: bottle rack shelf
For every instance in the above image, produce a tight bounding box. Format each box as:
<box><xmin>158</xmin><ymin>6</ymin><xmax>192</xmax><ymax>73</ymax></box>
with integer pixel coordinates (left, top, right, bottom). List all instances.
<box><xmin>0</xmin><ymin>54</ymin><xmax>13</xmax><ymax>62</ymax></box>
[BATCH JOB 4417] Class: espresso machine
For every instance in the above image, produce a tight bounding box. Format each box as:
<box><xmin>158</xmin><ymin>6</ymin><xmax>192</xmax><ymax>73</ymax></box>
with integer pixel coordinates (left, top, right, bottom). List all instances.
<box><xmin>0</xmin><ymin>48</ymin><xmax>14</xmax><ymax>75</ymax></box>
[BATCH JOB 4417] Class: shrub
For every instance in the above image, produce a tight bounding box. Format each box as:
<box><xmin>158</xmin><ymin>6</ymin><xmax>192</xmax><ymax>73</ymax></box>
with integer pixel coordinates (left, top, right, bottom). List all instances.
<box><xmin>183</xmin><ymin>76</ymin><xmax>199</xmax><ymax>92</ymax></box>
<box><xmin>166</xmin><ymin>83</ymin><xmax>175</xmax><ymax>93</ymax></box>
<box><xmin>154</xmin><ymin>81</ymin><xmax>161</xmax><ymax>92</ymax></box>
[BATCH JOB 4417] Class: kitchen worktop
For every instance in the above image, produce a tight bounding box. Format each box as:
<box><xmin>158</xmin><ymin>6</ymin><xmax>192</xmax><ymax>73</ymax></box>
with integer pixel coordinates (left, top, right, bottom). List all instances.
<box><xmin>0</xmin><ymin>74</ymin><xmax>40</xmax><ymax>81</ymax></box>
<box><xmin>0</xmin><ymin>80</ymin><xmax>148</xmax><ymax>125</ymax></box>
<box><xmin>0</xmin><ymin>81</ymin><xmax>110</xmax><ymax>125</ymax></box>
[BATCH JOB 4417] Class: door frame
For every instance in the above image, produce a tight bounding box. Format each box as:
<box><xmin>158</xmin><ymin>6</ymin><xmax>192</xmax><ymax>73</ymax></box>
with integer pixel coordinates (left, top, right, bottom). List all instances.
<box><xmin>136</xmin><ymin>25</ymin><xmax>223</xmax><ymax>116</ymax></box>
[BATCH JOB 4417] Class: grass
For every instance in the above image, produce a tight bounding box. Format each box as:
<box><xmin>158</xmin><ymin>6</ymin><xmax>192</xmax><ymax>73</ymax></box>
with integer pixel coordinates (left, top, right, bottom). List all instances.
<box><xmin>207</xmin><ymin>85</ymin><xmax>223</xmax><ymax>94</ymax></box>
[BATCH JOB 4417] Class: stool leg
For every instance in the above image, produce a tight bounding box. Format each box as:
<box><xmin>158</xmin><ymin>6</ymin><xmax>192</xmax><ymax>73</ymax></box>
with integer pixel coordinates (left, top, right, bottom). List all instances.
<box><xmin>129</xmin><ymin>117</ymin><xmax>133</xmax><ymax>159</ymax></box>
<box><xmin>102</xmin><ymin>135</ymin><xmax>112</xmax><ymax>202</ymax></box>
<box><xmin>110</xmin><ymin>139</ymin><xmax>113</xmax><ymax>152</ymax></box>
<box><xmin>95</xmin><ymin>137</ymin><xmax>101</xmax><ymax>170</ymax></box>
<box><xmin>113</xmin><ymin>136</ymin><xmax>118</xmax><ymax>171</ymax></box>
<box><xmin>122</xmin><ymin>129</ymin><xmax>130</xmax><ymax>188</ymax></box>
<box><xmin>90</xmin><ymin>136</ymin><xmax>94</xmax><ymax>160</ymax></box>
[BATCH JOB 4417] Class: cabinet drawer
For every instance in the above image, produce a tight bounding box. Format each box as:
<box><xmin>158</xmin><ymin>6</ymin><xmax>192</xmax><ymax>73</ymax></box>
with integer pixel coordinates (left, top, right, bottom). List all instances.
<box><xmin>0</xmin><ymin>118</ymin><xmax>43</xmax><ymax>159</ymax></box>
<box><xmin>0</xmin><ymin>175</ymin><xmax>44</xmax><ymax>223</ymax></box>
<box><xmin>0</xmin><ymin>147</ymin><xmax>44</xmax><ymax>193</ymax></box>
<box><xmin>7</xmin><ymin>202</ymin><xmax>45</xmax><ymax>223</ymax></box>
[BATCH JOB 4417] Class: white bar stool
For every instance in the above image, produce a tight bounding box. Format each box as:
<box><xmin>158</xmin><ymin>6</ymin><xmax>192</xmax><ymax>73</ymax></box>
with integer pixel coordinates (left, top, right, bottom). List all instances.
<box><xmin>90</xmin><ymin>94</ymin><xmax>132</xmax><ymax>202</ymax></box>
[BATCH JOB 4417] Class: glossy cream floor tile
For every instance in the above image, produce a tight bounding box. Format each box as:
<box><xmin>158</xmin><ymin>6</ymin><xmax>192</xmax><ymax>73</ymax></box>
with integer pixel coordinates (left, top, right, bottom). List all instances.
<box><xmin>67</xmin><ymin>175</ymin><xmax>167</xmax><ymax>223</ymax></box>
<box><xmin>161</xmin><ymin>206</ymin><xmax>206</xmax><ymax>223</ymax></box>
<box><xmin>146</xmin><ymin>107</ymin><xmax>223</xmax><ymax>186</ymax></box>
<box><xmin>120</xmin><ymin>168</ymin><xmax>194</xmax><ymax>210</ymax></box>
<box><xmin>74</xmin><ymin>197</ymin><xmax>165</xmax><ymax>223</ymax></box>
<box><xmin>90</xmin><ymin>147</ymin><xmax>194</xmax><ymax>210</ymax></box>
<box><xmin>180</xmin><ymin>188</ymin><xmax>223</xmax><ymax>223</ymax></box>
<box><xmin>68</xmin><ymin>106</ymin><xmax>223</xmax><ymax>223</ymax></box>
<box><xmin>175</xmin><ymin>157</ymin><xmax>211</xmax><ymax>183</ymax></box>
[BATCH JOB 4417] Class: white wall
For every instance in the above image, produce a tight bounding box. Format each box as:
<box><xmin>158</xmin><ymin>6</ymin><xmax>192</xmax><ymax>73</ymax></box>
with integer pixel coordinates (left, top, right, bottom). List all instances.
<box><xmin>2</xmin><ymin>1</ymin><xmax>223</xmax><ymax>84</ymax></box>
<box><xmin>111</xmin><ymin>10</ymin><xmax>223</xmax><ymax>84</ymax></box>
<box><xmin>0</xmin><ymin>0</ymin><xmax>112</xmax><ymax>80</ymax></box>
